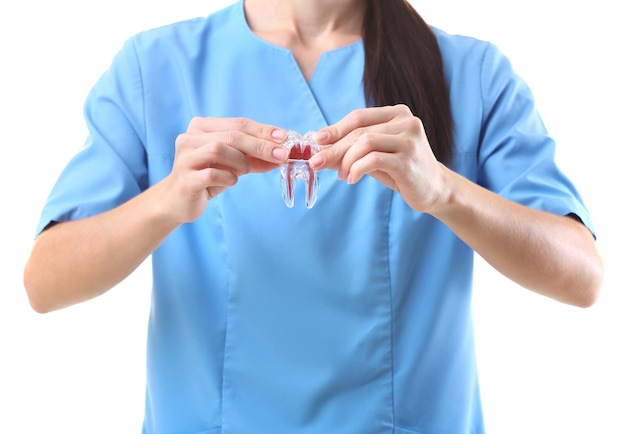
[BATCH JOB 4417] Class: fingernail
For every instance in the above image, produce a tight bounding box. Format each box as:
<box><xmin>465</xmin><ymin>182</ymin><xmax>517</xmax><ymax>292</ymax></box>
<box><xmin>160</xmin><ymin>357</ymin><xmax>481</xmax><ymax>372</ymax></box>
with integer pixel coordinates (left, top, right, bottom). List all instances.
<box><xmin>271</xmin><ymin>129</ymin><xmax>287</xmax><ymax>141</ymax></box>
<box><xmin>314</xmin><ymin>130</ymin><xmax>330</xmax><ymax>143</ymax></box>
<box><xmin>309</xmin><ymin>153</ymin><xmax>324</xmax><ymax>168</ymax></box>
<box><xmin>272</xmin><ymin>147</ymin><xmax>288</xmax><ymax>160</ymax></box>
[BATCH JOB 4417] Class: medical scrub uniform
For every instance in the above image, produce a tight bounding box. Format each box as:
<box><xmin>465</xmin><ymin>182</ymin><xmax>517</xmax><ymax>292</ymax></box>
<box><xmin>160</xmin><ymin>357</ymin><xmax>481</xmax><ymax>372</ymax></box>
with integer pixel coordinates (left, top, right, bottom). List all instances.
<box><xmin>35</xmin><ymin>1</ymin><xmax>594</xmax><ymax>433</ymax></box>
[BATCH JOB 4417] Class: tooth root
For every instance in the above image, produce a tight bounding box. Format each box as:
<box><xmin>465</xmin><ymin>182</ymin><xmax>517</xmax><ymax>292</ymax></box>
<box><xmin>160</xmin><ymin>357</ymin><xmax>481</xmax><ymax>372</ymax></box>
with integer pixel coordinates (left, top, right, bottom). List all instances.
<box><xmin>304</xmin><ymin>165</ymin><xmax>319</xmax><ymax>209</ymax></box>
<box><xmin>280</xmin><ymin>161</ymin><xmax>296</xmax><ymax>208</ymax></box>
<box><xmin>280</xmin><ymin>160</ymin><xmax>320</xmax><ymax>209</ymax></box>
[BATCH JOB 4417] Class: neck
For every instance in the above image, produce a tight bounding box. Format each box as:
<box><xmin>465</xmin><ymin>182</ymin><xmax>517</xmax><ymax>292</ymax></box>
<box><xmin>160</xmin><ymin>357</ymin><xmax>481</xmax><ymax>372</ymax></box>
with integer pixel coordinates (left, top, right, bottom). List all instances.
<box><xmin>244</xmin><ymin>0</ymin><xmax>366</xmax><ymax>82</ymax></box>
<box><xmin>244</xmin><ymin>0</ymin><xmax>365</xmax><ymax>46</ymax></box>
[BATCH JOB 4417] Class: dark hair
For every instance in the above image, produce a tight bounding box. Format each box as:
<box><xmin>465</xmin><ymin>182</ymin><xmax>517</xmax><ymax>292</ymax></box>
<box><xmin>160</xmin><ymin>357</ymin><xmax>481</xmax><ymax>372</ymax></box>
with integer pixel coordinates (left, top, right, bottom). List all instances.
<box><xmin>363</xmin><ymin>0</ymin><xmax>454</xmax><ymax>164</ymax></box>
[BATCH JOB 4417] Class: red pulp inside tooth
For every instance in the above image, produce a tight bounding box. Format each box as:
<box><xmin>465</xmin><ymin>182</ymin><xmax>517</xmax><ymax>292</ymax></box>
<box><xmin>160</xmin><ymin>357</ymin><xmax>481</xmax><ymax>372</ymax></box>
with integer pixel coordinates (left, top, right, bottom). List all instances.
<box><xmin>286</xmin><ymin>143</ymin><xmax>315</xmax><ymax>202</ymax></box>
<box><xmin>288</xmin><ymin>144</ymin><xmax>312</xmax><ymax>160</ymax></box>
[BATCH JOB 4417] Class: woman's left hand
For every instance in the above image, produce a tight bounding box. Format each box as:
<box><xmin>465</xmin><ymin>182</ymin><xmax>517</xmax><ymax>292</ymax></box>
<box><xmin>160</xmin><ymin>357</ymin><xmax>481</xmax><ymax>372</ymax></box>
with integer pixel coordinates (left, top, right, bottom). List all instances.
<box><xmin>310</xmin><ymin>108</ymin><xmax>603</xmax><ymax>308</ymax></box>
<box><xmin>309</xmin><ymin>104</ymin><xmax>449</xmax><ymax>213</ymax></box>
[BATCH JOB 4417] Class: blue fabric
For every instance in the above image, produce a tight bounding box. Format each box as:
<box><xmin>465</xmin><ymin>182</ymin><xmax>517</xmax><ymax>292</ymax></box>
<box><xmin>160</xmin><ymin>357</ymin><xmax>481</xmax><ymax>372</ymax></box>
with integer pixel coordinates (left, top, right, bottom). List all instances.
<box><xmin>35</xmin><ymin>1</ymin><xmax>594</xmax><ymax>433</ymax></box>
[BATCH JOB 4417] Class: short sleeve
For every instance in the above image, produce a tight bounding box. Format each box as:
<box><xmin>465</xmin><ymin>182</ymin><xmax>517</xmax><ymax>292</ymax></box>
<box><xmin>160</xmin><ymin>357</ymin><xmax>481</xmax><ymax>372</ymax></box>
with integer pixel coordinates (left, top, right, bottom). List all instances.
<box><xmin>476</xmin><ymin>43</ymin><xmax>595</xmax><ymax>235</ymax></box>
<box><xmin>34</xmin><ymin>37</ymin><xmax>148</xmax><ymax>236</ymax></box>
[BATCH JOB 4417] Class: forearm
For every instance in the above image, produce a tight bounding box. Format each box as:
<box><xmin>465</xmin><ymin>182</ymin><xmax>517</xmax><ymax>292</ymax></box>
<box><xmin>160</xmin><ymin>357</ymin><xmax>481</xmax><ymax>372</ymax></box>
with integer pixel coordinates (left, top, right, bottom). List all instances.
<box><xmin>430</xmin><ymin>165</ymin><xmax>603</xmax><ymax>307</ymax></box>
<box><xmin>23</xmin><ymin>118</ymin><xmax>291</xmax><ymax>313</ymax></box>
<box><xmin>23</xmin><ymin>182</ymin><xmax>179</xmax><ymax>313</ymax></box>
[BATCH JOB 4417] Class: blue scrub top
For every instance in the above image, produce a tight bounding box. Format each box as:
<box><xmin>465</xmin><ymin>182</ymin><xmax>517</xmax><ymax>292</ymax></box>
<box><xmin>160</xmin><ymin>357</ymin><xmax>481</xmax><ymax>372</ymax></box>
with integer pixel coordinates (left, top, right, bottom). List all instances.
<box><xmin>36</xmin><ymin>1</ymin><xmax>594</xmax><ymax>433</ymax></box>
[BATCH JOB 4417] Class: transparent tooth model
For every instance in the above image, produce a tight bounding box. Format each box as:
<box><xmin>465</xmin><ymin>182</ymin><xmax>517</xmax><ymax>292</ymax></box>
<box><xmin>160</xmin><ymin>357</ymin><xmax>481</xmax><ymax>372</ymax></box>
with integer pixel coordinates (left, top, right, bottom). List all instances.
<box><xmin>280</xmin><ymin>131</ymin><xmax>321</xmax><ymax>209</ymax></box>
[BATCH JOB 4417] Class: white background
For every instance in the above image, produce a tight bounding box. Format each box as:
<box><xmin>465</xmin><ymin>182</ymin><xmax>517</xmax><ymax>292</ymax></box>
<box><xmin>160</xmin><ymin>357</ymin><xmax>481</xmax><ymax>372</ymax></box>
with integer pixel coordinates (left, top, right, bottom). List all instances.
<box><xmin>1</xmin><ymin>1</ymin><xmax>624</xmax><ymax>432</ymax></box>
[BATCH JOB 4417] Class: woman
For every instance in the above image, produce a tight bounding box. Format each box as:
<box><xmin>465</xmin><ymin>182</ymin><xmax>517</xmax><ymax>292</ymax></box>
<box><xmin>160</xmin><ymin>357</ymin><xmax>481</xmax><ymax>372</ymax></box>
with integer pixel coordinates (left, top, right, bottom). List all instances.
<box><xmin>24</xmin><ymin>0</ymin><xmax>603</xmax><ymax>432</ymax></box>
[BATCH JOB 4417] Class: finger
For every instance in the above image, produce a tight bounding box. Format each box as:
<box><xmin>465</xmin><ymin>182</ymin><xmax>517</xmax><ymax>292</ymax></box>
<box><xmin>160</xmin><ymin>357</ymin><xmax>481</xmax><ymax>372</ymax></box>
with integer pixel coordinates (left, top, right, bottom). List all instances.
<box><xmin>197</xmin><ymin>142</ymin><xmax>251</xmax><ymax>176</ymax></box>
<box><xmin>309</xmin><ymin>125</ymin><xmax>400</xmax><ymax>174</ymax></box>
<box><xmin>194</xmin><ymin>167</ymin><xmax>239</xmax><ymax>190</ymax></box>
<box><xmin>176</xmin><ymin>140</ymin><xmax>251</xmax><ymax>177</ymax></box>
<box><xmin>313</xmin><ymin>105</ymin><xmax>410</xmax><ymax>145</ymax></box>
<box><xmin>308</xmin><ymin>128</ymin><xmax>376</xmax><ymax>173</ymax></box>
<box><xmin>338</xmin><ymin>132</ymin><xmax>399</xmax><ymax>180</ymax></box>
<box><xmin>310</xmin><ymin>106</ymin><xmax>417</xmax><ymax>171</ymax></box>
<box><xmin>186</xmin><ymin>117</ymin><xmax>289</xmax><ymax>163</ymax></box>
<box><xmin>176</xmin><ymin>166</ymin><xmax>238</xmax><ymax>202</ymax></box>
<box><xmin>246</xmin><ymin>157</ymin><xmax>281</xmax><ymax>174</ymax></box>
<box><xmin>346</xmin><ymin>150</ymin><xmax>400</xmax><ymax>185</ymax></box>
<box><xmin>187</xmin><ymin>116</ymin><xmax>287</xmax><ymax>142</ymax></box>
<box><xmin>221</xmin><ymin>129</ymin><xmax>292</xmax><ymax>165</ymax></box>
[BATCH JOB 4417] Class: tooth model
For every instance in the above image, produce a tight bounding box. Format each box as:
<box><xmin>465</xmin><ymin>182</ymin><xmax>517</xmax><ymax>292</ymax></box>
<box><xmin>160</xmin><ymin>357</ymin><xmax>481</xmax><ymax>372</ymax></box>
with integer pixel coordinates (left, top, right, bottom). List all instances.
<box><xmin>280</xmin><ymin>131</ymin><xmax>321</xmax><ymax>209</ymax></box>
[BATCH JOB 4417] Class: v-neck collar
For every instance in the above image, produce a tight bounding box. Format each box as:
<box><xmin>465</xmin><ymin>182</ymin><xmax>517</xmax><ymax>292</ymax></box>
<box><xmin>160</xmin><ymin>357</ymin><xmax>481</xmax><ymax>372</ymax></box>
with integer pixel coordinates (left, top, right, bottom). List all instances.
<box><xmin>236</xmin><ymin>0</ymin><xmax>363</xmax><ymax>84</ymax></box>
<box><xmin>234</xmin><ymin>0</ymin><xmax>365</xmax><ymax>126</ymax></box>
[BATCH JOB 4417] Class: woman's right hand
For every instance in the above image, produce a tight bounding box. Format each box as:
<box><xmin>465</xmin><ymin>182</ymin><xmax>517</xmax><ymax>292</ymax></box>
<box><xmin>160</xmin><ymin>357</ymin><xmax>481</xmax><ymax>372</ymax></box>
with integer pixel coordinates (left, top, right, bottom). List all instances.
<box><xmin>162</xmin><ymin>116</ymin><xmax>289</xmax><ymax>223</ymax></box>
<box><xmin>23</xmin><ymin>117</ymin><xmax>289</xmax><ymax>312</ymax></box>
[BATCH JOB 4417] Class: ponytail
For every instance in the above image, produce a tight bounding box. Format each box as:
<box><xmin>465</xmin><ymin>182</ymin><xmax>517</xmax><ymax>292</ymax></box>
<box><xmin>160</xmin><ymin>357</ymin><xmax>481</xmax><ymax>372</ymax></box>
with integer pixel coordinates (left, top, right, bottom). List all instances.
<box><xmin>363</xmin><ymin>0</ymin><xmax>454</xmax><ymax>164</ymax></box>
